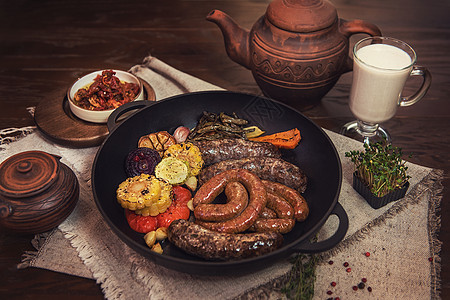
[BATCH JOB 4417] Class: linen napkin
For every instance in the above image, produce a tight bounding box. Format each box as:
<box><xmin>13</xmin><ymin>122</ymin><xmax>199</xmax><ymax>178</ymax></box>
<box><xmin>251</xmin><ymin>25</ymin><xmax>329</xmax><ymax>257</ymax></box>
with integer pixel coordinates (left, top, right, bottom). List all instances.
<box><xmin>4</xmin><ymin>56</ymin><xmax>441</xmax><ymax>299</ymax></box>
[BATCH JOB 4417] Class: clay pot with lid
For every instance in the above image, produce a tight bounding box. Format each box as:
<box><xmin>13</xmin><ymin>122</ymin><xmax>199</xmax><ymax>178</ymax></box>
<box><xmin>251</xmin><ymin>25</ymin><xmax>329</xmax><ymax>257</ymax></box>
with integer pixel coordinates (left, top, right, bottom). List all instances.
<box><xmin>207</xmin><ymin>0</ymin><xmax>382</xmax><ymax>110</ymax></box>
<box><xmin>0</xmin><ymin>151</ymin><xmax>79</xmax><ymax>234</ymax></box>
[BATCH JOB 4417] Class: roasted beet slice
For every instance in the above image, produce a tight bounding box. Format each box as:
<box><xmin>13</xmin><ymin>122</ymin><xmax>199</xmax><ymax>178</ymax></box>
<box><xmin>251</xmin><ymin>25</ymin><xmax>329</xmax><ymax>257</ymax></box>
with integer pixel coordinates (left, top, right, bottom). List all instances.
<box><xmin>125</xmin><ymin>147</ymin><xmax>161</xmax><ymax>177</ymax></box>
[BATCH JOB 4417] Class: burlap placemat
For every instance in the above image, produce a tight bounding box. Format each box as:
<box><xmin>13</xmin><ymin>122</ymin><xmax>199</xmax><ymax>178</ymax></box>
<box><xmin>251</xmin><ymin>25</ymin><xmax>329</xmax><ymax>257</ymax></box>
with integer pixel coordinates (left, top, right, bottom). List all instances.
<box><xmin>2</xmin><ymin>56</ymin><xmax>442</xmax><ymax>299</ymax></box>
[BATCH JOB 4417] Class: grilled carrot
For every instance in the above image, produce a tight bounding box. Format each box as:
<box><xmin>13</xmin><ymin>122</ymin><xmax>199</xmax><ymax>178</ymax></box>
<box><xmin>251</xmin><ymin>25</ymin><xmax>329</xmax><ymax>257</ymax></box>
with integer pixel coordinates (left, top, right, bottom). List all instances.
<box><xmin>250</xmin><ymin>128</ymin><xmax>301</xmax><ymax>149</ymax></box>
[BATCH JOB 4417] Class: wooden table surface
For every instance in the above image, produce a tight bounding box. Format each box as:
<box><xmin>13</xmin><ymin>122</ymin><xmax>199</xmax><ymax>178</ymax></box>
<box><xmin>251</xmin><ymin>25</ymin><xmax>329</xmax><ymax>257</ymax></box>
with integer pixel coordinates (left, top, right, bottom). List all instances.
<box><xmin>1</xmin><ymin>0</ymin><xmax>449</xmax><ymax>298</ymax></box>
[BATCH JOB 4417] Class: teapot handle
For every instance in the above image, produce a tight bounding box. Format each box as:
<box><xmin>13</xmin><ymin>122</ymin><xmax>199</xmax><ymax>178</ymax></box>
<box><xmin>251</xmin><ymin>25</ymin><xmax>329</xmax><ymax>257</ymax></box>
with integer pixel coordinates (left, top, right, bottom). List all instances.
<box><xmin>339</xmin><ymin>19</ymin><xmax>382</xmax><ymax>73</ymax></box>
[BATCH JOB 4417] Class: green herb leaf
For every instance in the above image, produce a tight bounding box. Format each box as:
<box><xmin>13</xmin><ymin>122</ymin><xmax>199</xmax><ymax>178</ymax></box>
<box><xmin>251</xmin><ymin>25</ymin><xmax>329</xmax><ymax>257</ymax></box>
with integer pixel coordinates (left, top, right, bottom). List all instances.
<box><xmin>345</xmin><ymin>141</ymin><xmax>411</xmax><ymax>197</ymax></box>
<box><xmin>282</xmin><ymin>253</ymin><xmax>318</xmax><ymax>300</ymax></box>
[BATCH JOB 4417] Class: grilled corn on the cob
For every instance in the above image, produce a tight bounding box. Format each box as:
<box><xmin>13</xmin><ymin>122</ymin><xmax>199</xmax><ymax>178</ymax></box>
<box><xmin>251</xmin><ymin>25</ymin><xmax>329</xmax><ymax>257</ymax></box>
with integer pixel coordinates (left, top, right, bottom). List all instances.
<box><xmin>163</xmin><ymin>142</ymin><xmax>204</xmax><ymax>176</ymax></box>
<box><xmin>116</xmin><ymin>174</ymin><xmax>172</xmax><ymax>215</ymax></box>
<box><xmin>135</xmin><ymin>180</ymin><xmax>172</xmax><ymax>216</ymax></box>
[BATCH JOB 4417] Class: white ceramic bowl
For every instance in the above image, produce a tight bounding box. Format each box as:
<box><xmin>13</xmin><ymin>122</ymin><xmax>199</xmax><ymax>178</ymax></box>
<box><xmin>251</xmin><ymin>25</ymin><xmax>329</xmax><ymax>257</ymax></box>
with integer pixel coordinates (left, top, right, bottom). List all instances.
<box><xmin>68</xmin><ymin>70</ymin><xmax>144</xmax><ymax>123</ymax></box>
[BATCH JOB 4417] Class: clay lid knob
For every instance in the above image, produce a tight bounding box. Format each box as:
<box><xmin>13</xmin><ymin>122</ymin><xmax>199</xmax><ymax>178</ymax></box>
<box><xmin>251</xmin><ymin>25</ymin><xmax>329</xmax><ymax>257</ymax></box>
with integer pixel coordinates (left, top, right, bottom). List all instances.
<box><xmin>266</xmin><ymin>0</ymin><xmax>337</xmax><ymax>33</ymax></box>
<box><xmin>17</xmin><ymin>161</ymin><xmax>32</xmax><ymax>173</ymax></box>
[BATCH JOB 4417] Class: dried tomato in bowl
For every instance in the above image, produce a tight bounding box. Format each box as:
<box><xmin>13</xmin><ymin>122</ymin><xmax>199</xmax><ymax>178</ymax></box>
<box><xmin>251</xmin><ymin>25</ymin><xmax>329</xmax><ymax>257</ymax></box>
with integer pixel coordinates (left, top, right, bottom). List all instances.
<box><xmin>73</xmin><ymin>70</ymin><xmax>140</xmax><ymax>111</ymax></box>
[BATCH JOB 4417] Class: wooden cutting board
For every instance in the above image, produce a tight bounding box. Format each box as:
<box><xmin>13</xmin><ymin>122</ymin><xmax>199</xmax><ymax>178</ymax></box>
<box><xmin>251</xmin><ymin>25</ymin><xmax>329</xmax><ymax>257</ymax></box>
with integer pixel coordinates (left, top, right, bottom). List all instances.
<box><xmin>34</xmin><ymin>78</ymin><xmax>156</xmax><ymax>148</ymax></box>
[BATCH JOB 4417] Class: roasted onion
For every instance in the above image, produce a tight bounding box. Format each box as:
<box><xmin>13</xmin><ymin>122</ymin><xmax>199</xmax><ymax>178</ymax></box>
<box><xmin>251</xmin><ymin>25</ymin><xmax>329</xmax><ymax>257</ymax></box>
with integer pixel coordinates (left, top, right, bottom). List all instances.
<box><xmin>125</xmin><ymin>148</ymin><xmax>161</xmax><ymax>177</ymax></box>
<box><xmin>173</xmin><ymin>126</ymin><xmax>190</xmax><ymax>143</ymax></box>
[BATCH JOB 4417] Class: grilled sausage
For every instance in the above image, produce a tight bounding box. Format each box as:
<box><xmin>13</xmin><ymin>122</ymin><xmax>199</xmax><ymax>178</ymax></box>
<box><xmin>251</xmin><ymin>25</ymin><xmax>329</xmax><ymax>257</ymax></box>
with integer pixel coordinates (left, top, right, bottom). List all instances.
<box><xmin>193</xmin><ymin>169</ymin><xmax>267</xmax><ymax>233</ymax></box>
<box><xmin>250</xmin><ymin>218</ymin><xmax>296</xmax><ymax>234</ymax></box>
<box><xmin>259</xmin><ymin>207</ymin><xmax>277</xmax><ymax>219</ymax></box>
<box><xmin>194</xmin><ymin>181</ymin><xmax>248</xmax><ymax>222</ymax></box>
<box><xmin>263</xmin><ymin>180</ymin><xmax>309</xmax><ymax>222</ymax></box>
<box><xmin>198</xmin><ymin>157</ymin><xmax>308</xmax><ymax>193</ymax></box>
<box><xmin>266</xmin><ymin>191</ymin><xmax>294</xmax><ymax>219</ymax></box>
<box><xmin>249</xmin><ymin>191</ymin><xmax>296</xmax><ymax>234</ymax></box>
<box><xmin>167</xmin><ymin>219</ymin><xmax>283</xmax><ymax>260</ymax></box>
<box><xmin>193</xmin><ymin>138</ymin><xmax>281</xmax><ymax>166</ymax></box>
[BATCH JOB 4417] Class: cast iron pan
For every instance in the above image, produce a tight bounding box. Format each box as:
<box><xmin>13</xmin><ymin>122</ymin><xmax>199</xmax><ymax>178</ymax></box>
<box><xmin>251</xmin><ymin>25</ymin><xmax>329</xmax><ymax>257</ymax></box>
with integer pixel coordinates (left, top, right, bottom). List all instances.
<box><xmin>92</xmin><ymin>91</ymin><xmax>348</xmax><ymax>275</ymax></box>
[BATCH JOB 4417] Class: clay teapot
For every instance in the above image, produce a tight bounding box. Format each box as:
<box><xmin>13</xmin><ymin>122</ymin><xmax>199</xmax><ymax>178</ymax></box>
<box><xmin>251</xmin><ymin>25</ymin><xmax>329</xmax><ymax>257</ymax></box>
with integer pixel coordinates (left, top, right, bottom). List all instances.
<box><xmin>207</xmin><ymin>0</ymin><xmax>382</xmax><ymax>110</ymax></box>
<box><xmin>0</xmin><ymin>151</ymin><xmax>79</xmax><ymax>234</ymax></box>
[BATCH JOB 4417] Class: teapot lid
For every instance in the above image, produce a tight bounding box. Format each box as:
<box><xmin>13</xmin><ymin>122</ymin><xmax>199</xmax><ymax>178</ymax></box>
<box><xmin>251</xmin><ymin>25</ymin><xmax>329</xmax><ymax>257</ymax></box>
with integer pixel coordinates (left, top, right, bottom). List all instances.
<box><xmin>0</xmin><ymin>151</ymin><xmax>60</xmax><ymax>198</ymax></box>
<box><xmin>266</xmin><ymin>0</ymin><xmax>337</xmax><ymax>32</ymax></box>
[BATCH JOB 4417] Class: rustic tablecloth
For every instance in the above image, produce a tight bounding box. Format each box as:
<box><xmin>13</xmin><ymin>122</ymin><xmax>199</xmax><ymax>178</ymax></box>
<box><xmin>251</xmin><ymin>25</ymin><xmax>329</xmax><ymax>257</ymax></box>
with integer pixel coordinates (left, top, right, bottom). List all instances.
<box><xmin>2</xmin><ymin>56</ymin><xmax>442</xmax><ymax>299</ymax></box>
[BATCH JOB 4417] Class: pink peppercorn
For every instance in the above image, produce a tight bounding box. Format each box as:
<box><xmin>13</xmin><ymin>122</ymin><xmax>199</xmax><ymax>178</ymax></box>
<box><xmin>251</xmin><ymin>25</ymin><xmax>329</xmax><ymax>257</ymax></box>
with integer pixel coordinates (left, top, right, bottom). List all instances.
<box><xmin>365</xmin><ymin>252</ymin><xmax>370</xmax><ymax>257</ymax></box>
<box><xmin>331</xmin><ymin>281</ymin><xmax>337</xmax><ymax>287</ymax></box>
<box><xmin>352</xmin><ymin>286</ymin><xmax>358</xmax><ymax>291</ymax></box>
<box><xmin>346</xmin><ymin>267</ymin><xmax>352</xmax><ymax>272</ymax></box>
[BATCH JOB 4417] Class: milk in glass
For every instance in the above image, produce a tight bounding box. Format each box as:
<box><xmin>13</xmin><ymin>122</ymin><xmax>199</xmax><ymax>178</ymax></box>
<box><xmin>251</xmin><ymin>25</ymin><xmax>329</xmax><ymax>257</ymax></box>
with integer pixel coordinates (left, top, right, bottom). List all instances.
<box><xmin>350</xmin><ymin>44</ymin><xmax>413</xmax><ymax>123</ymax></box>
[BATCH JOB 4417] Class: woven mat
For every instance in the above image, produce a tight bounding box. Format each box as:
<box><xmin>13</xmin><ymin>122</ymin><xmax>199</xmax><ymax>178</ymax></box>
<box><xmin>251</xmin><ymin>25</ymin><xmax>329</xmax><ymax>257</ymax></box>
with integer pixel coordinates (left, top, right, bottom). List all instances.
<box><xmin>2</xmin><ymin>56</ymin><xmax>442</xmax><ymax>299</ymax></box>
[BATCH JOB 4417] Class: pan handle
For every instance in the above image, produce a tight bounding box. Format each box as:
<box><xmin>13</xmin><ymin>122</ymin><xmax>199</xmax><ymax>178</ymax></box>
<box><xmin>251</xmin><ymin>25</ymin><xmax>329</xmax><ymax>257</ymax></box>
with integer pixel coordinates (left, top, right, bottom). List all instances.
<box><xmin>292</xmin><ymin>202</ymin><xmax>348</xmax><ymax>253</ymax></box>
<box><xmin>107</xmin><ymin>100</ymin><xmax>155</xmax><ymax>132</ymax></box>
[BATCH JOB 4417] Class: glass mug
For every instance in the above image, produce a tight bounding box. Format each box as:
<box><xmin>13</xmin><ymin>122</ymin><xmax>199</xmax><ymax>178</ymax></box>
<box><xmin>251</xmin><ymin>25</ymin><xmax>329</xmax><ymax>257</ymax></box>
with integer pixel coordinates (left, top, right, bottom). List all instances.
<box><xmin>342</xmin><ymin>36</ymin><xmax>432</xmax><ymax>143</ymax></box>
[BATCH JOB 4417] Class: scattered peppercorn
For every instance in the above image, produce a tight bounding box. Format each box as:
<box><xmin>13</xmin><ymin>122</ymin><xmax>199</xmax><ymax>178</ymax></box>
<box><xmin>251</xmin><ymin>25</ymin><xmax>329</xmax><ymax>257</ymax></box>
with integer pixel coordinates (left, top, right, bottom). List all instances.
<box><xmin>429</xmin><ymin>257</ymin><xmax>433</xmax><ymax>262</ymax></box>
<box><xmin>368</xmin><ymin>286</ymin><xmax>373</xmax><ymax>292</ymax></box>
<box><xmin>346</xmin><ymin>267</ymin><xmax>352</xmax><ymax>272</ymax></box>
<box><xmin>358</xmin><ymin>282</ymin><xmax>365</xmax><ymax>289</ymax></box>
<box><xmin>352</xmin><ymin>286</ymin><xmax>358</xmax><ymax>291</ymax></box>
<box><xmin>343</xmin><ymin>262</ymin><xmax>349</xmax><ymax>267</ymax></box>
<box><xmin>362</xmin><ymin>277</ymin><xmax>367</xmax><ymax>283</ymax></box>
<box><xmin>327</xmin><ymin>290</ymin><xmax>333</xmax><ymax>295</ymax></box>
<box><xmin>365</xmin><ymin>252</ymin><xmax>371</xmax><ymax>257</ymax></box>
<box><xmin>331</xmin><ymin>281</ymin><xmax>337</xmax><ymax>287</ymax></box>
<box><xmin>329</xmin><ymin>260</ymin><xmax>334</xmax><ymax>265</ymax></box>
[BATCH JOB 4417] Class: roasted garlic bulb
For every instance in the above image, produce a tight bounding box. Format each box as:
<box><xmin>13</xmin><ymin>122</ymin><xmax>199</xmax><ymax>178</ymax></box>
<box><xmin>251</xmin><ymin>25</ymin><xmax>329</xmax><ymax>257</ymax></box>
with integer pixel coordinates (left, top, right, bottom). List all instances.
<box><xmin>138</xmin><ymin>131</ymin><xmax>176</xmax><ymax>157</ymax></box>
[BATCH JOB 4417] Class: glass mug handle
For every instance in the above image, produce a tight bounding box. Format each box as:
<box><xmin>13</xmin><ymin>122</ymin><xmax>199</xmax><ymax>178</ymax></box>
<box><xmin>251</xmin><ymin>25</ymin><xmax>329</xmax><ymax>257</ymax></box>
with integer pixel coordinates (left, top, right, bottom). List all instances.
<box><xmin>399</xmin><ymin>66</ymin><xmax>432</xmax><ymax>107</ymax></box>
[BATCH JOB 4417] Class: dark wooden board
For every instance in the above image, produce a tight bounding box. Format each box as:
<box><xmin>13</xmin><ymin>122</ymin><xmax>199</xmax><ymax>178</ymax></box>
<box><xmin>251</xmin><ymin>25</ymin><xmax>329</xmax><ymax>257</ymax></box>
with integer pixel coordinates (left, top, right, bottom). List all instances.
<box><xmin>34</xmin><ymin>78</ymin><xmax>155</xmax><ymax>148</ymax></box>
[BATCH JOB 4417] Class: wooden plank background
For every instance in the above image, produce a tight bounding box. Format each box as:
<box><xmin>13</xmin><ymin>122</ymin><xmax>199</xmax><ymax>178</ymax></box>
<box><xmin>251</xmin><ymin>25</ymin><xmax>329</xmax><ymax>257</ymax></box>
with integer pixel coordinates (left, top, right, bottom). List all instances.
<box><xmin>0</xmin><ymin>0</ymin><xmax>449</xmax><ymax>298</ymax></box>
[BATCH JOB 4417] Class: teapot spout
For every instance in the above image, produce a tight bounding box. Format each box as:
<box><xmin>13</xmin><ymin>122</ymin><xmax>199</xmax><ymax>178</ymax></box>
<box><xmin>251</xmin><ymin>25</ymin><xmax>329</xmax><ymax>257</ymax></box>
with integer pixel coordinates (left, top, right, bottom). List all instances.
<box><xmin>206</xmin><ymin>10</ymin><xmax>251</xmax><ymax>69</ymax></box>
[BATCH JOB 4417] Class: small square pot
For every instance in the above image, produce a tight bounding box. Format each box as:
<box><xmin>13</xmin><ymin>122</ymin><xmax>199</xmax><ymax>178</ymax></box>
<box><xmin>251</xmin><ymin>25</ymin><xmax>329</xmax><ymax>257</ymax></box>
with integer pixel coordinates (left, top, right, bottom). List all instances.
<box><xmin>352</xmin><ymin>172</ymin><xmax>410</xmax><ymax>209</ymax></box>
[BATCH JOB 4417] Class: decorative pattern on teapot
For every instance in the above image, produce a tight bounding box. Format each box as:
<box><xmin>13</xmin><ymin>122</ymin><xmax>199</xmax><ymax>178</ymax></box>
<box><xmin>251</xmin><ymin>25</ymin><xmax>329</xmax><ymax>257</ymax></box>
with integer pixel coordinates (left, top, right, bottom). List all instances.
<box><xmin>251</xmin><ymin>38</ymin><xmax>346</xmax><ymax>84</ymax></box>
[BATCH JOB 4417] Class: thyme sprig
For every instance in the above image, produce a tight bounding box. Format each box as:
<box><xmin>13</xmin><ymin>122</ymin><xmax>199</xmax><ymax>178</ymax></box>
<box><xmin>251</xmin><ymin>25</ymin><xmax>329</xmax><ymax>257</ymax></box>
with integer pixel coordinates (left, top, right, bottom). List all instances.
<box><xmin>282</xmin><ymin>253</ymin><xmax>318</xmax><ymax>300</ymax></box>
<box><xmin>345</xmin><ymin>142</ymin><xmax>411</xmax><ymax>197</ymax></box>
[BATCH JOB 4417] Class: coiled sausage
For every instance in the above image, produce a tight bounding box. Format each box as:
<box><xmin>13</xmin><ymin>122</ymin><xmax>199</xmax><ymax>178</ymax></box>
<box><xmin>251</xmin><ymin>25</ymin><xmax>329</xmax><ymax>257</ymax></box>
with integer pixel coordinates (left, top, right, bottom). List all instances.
<box><xmin>193</xmin><ymin>169</ymin><xmax>267</xmax><ymax>233</ymax></box>
<box><xmin>262</xmin><ymin>180</ymin><xmax>309</xmax><ymax>222</ymax></box>
<box><xmin>266</xmin><ymin>191</ymin><xmax>294</xmax><ymax>219</ymax></box>
<box><xmin>259</xmin><ymin>207</ymin><xmax>277</xmax><ymax>219</ymax></box>
<box><xmin>250</xmin><ymin>191</ymin><xmax>296</xmax><ymax>234</ymax></box>
<box><xmin>250</xmin><ymin>218</ymin><xmax>296</xmax><ymax>234</ymax></box>
<box><xmin>194</xmin><ymin>181</ymin><xmax>248</xmax><ymax>222</ymax></box>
